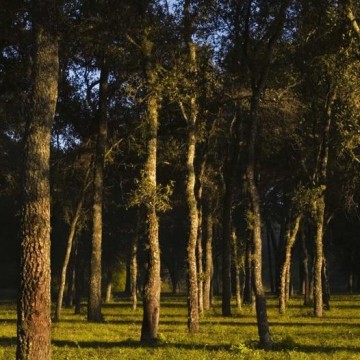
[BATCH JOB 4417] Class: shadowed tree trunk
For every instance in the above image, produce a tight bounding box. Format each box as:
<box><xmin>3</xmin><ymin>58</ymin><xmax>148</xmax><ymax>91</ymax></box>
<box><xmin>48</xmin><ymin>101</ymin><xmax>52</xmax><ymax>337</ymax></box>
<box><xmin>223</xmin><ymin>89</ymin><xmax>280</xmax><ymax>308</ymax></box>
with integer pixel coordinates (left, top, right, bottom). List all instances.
<box><xmin>279</xmin><ymin>214</ymin><xmax>302</xmax><ymax>314</ymax></box>
<box><xmin>221</xmin><ymin>121</ymin><xmax>240</xmax><ymax>316</ymax></box>
<box><xmin>300</xmin><ymin>224</ymin><xmax>311</xmax><ymax>305</ymax></box>
<box><xmin>17</xmin><ymin>1</ymin><xmax>59</xmax><ymax>358</ymax></box>
<box><xmin>130</xmin><ymin>216</ymin><xmax>140</xmax><ymax>311</ymax></box>
<box><xmin>88</xmin><ymin>57</ymin><xmax>109</xmax><ymax>322</ymax></box>
<box><xmin>55</xmin><ymin>167</ymin><xmax>90</xmax><ymax>321</ymax></box>
<box><xmin>231</xmin><ymin>228</ymin><xmax>242</xmax><ymax>310</ymax></box>
<box><xmin>203</xmin><ymin>202</ymin><xmax>214</xmax><ymax>311</ymax></box>
<box><xmin>243</xmin><ymin>237</ymin><xmax>253</xmax><ymax>305</ymax></box>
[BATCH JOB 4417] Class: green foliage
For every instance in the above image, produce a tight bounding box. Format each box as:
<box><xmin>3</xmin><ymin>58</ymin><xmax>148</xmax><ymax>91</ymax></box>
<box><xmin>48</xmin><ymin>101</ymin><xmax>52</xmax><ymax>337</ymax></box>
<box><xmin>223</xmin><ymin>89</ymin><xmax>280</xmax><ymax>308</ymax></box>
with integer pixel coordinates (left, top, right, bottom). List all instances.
<box><xmin>128</xmin><ymin>172</ymin><xmax>174</xmax><ymax>212</ymax></box>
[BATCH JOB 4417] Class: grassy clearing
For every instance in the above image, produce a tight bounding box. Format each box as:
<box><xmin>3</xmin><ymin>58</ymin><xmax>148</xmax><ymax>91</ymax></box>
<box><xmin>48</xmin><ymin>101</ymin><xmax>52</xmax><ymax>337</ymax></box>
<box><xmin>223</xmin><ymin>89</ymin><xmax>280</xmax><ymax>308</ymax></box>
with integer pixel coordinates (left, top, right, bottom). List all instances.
<box><xmin>0</xmin><ymin>294</ymin><xmax>360</xmax><ymax>359</ymax></box>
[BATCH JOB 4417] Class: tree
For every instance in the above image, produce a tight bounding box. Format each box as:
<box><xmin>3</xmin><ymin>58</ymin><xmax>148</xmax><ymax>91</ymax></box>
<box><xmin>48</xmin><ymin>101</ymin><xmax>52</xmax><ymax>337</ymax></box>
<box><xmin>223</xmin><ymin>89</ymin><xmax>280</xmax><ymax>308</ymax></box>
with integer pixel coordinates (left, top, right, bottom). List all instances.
<box><xmin>17</xmin><ymin>0</ymin><xmax>59</xmax><ymax>358</ymax></box>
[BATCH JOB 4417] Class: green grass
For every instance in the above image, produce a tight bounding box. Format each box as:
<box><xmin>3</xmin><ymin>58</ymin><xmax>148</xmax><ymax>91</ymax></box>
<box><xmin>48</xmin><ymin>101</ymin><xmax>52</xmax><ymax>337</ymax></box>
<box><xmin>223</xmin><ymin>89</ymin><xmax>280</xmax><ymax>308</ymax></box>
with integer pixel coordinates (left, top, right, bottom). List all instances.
<box><xmin>1</xmin><ymin>294</ymin><xmax>360</xmax><ymax>359</ymax></box>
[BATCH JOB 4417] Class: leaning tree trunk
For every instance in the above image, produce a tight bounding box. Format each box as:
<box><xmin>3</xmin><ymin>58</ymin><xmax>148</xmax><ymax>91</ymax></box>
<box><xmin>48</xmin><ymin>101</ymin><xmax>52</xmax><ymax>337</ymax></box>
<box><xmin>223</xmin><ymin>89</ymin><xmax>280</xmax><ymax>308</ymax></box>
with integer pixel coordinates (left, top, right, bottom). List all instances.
<box><xmin>55</xmin><ymin>168</ymin><xmax>90</xmax><ymax>321</ymax></box>
<box><xmin>88</xmin><ymin>58</ymin><xmax>108</xmax><ymax>322</ymax></box>
<box><xmin>279</xmin><ymin>214</ymin><xmax>302</xmax><ymax>314</ymax></box>
<box><xmin>17</xmin><ymin>1</ymin><xmax>59</xmax><ymax>358</ymax></box>
<box><xmin>140</xmin><ymin>29</ymin><xmax>161</xmax><ymax>342</ymax></box>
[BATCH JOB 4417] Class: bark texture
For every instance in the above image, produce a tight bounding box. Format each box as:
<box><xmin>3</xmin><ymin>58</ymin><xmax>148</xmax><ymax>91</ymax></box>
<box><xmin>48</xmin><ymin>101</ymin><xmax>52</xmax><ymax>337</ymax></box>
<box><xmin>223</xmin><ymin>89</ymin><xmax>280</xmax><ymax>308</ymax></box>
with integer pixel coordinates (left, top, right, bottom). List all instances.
<box><xmin>17</xmin><ymin>1</ymin><xmax>59</xmax><ymax>358</ymax></box>
<box><xmin>88</xmin><ymin>59</ymin><xmax>109</xmax><ymax>322</ymax></box>
<box><xmin>279</xmin><ymin>215</ymin><xmax>302</xmax><ymax>314</ymax></box>
<box><xmin>140</xmin><ymin>30</ymin><xmax>161</xmax><ymax>342</ymax></box>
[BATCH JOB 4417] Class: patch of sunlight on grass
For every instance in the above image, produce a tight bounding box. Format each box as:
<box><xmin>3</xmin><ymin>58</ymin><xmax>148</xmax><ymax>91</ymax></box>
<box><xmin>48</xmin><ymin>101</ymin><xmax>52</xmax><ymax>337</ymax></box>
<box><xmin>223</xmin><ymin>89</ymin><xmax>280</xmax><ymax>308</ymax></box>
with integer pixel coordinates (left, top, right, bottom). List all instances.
<box><xmin>1</xmin><ymin>294</ymin><xmax>360</xmax><ymax>359</ymax></box>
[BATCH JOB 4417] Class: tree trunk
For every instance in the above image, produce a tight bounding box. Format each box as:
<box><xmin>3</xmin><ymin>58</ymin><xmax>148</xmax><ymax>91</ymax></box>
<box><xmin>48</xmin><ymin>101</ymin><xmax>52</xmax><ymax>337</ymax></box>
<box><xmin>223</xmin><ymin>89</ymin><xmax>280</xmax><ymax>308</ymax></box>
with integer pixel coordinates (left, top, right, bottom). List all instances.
<box><xmin>243</xmin><ymin>238</ymin><xmax>253</xmax><ymax>305</ymax></box>
<box><xmin>17</xmin><ymin>1</ymin><xmax>58</xmax><ymax>358</ymax></box>
<box><xmin>301</xmin><ymin>225</ymin><xmax>311</xmax><ymax>305</ymax></box>
<box><xmin>231</xmin><ymin>228</ymin><xmax>242</xmax><ymax>310</ymax></box>
<box><xmin>74</xmin><ymin>238</ymin><xmax>83</xmax><ymax>315</ymax></box>
<box><xmin>246</xmin><ymin>95</ymin><xmax>271</xmax><ymax>349</ymax></box>
<box><xmin>130</xmin><ymin>220</ymin><xmax>139</xmax><ymax>311</ymax></box>
<box><xmin>313</xmin><ymin>197</ymin><xmax>325</xmax><ymax>317</ymax></box>
<box><xmin>203</xmin><ymin>205</ymin><xmax>214</xmax><ymax>311</ymax></box>
<box><xmin>140</xmin><ymin>30</ymin><xmax>161</xmax><ymax>342</ymax></box>
<box><xmin>313</xmin><ymin>88</ymin><xmax>335</xmax><ymax>317</ymax></box>
<box><xmin>65</xmin><ymin>262</ymin><xmax>75</xmax><ymax>308</ymax></box>
<box><xmin>55</xmin><ymin>168</ymin><xmax>90</xmax><ymax>321</ymax></box>
<box><xmin>266</xmin><ymin>224</ymin><xmax>275</xmax><ymax>294</ymax></box>
<box><xmin>279</xmin><ymin>215</ymin><xmax>302</xmax><ymax>314</ymax></box>
<box><xmin>197</xmin><ymin>212</ymin><xmax>204</xmax><ymax>316</ymax></box>
<box><xmin>322</xmin><ymin>256</ymin><xmax>330</xmax><ymax>310</ymax></box>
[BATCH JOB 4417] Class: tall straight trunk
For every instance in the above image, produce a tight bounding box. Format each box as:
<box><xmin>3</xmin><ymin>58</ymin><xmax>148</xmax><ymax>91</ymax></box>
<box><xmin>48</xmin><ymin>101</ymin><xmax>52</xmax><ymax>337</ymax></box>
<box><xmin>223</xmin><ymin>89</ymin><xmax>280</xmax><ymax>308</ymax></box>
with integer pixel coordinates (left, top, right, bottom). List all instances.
<box><xmin>17</xmin><ymin>1</ymin><xmax>59</xmax><ymax>358</ymax></box>
<box><xmin>313</xmin><ymin>88</ymin><xmax>335</xmax><ymax>317</ymax></box>
<box><xmin>55</xmin><ymin>168</ymin><xmax>90</xmax><ymax>321</ymax></box>
<box><xmin>186</xmin><ymin>121</ymin><xmax>200</xmax><ymax>332</ymax></box>
<box><xmin>221</xmin><ymin>165</ymin><xmax>235</xmax><ymax>316</ymax></box>
<box><xmin>182</xmin><ymin>2</ymin><xmax>200</xmax><ymax>332</ymax></box>
<box><xmin>203</xmin><ymin>205</ymin><xmax>214</xmax><ymax>311</ymax></box>
<box><xmin>313</xmin><ymin>197</ymin><xmax>325</xmax><ymax>317</ymax></box>
<box><xmin>231</xmin><ymin>228</ymin><xmax>242</xmax><ymax>310</ymax></box>
<box><xmin>301</xmin><ymin>225</ymin><xmax>311</xmax><ymax>305</ymax></box>
<box><xmin>105</xmin><ymin>282</ymin><xmax>112</xmax><ymax>304</ymax></box>
<box><xmin>243</xmin><ymin>238</ymin><xmax>253</xmax><ymax>304</ymax></box>
<box><xmin>140</xmin><ymin>93</ymin><xmax>161</xmax><ymax>342</ymax></box>
<box><xmin>140</xmin><ymin>29</ymin><xmax>161</xmax><ymax>341</ymax></box>
<box><xmin>266</xmin><ymin>224</ymin><xmax>275</xmax><ymax>294</ymax></box>
<box><xmin>221</xmin><ymin>114</ymin><xmax>241</xmax><ymax>316</ymax></box>
<box><xmin>130</xmin><ymin>219</ymin><xmax>139</xmax><ymax>311</ymax></box>
<box><xmin>322</xmin><ymin>256</ymin><xmax>330</xmax><ymax>310</ymax></box>
<box><xmin>74</xmin><ymin>238</ymin><xmax>83</xmax><ymax>315</ymax></box>
<box><xmin>88</xmin><ymin>58</ymin><xmax>109</xmax><ymax>322</ymax></box>
<box><xmin>246</xmin><ymin>95</ymin><xmax>271</xmax><ymax>349</ymax></box>
<box><xmin>197</xmin><ymin>210</ymin><xmax>204</xmax><ymax>315</ymax></box>
<box><xmin>279</xmin><ymin>214</ymin><xmax>302</xmax><ymax>314</ymax></box>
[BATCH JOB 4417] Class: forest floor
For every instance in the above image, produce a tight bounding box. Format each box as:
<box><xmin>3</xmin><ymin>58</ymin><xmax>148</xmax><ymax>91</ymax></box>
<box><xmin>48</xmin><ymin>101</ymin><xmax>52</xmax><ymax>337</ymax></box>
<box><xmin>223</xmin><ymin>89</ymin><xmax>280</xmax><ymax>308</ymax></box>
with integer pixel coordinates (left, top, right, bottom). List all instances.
<box><xmin>0</xmin><ymin>294</ymin><xmax>359</xmax><ymax>359</ymax></box>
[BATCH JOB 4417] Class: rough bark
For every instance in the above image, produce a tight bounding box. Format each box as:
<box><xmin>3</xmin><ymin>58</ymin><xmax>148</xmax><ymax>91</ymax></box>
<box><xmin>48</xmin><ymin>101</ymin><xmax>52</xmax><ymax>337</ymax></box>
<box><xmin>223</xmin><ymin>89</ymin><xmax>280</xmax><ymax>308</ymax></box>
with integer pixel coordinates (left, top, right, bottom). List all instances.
<box><xmin>140</xmin><ymin>93</ymin><xmax>161</xmax><ymax>342</ymax></box>
<box><xmin>313</xmin><ymin>88</ymin><xmax>335</xmax><ymax>317</ymax></box>
<box><xmin>88</xmin><ymin>58</ymin><xmax>109</xmax><ymax>322</ymax></box>
<box><xmin>182</xmin><ymin>1</ymin><xmax>200</xmax><ymax>332</ymax></box>
<box><xmin>246</xmin><ymin>93</ymin><xmax>271</xmax><ymax>349</ymax></box>
<box><xmin>279</xmin><ymin>215</ymin><xmax>302</xmax><ymax>314</ymax></box>
<box><xmin>17</xmin><ymin>1</ymin><xmax>59</xmax><ymax>358</ymax></box>
<box><xmin>55</xmin><ymin>168</ymin><xmax>90</xmax><ymax>321</ymax></box>
<box><xmin>140</xmin><ymin>30</ymin><xmax>161</xmax><ymax>342</ymax></box>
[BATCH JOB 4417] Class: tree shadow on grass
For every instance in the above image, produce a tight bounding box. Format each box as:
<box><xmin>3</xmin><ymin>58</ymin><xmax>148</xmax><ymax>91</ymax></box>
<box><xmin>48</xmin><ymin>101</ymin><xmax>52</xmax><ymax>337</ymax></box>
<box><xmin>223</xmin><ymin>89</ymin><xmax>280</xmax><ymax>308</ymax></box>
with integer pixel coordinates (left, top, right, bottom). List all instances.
<box><xmin>1</xmin><ymin>336</ymin><xmax>360</xmax><ymax>355</ymax></box>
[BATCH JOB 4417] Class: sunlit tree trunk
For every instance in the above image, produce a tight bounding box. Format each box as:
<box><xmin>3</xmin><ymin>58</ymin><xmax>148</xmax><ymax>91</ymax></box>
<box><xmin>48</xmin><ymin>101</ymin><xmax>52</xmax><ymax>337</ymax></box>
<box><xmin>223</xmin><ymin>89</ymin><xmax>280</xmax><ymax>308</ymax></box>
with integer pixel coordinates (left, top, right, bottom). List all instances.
<box><xmin>279</xmin><ymin>214</ymin><xmax>302</xmax><ymax>314</ymax></box>
<box><xmin>17</xmin><ymin>1</ymin><xmax>59</xmax><ymax>358</ymax></box>
<box><xmin>313</xmin><ymin>88</ymin><xmax>335</xmax><ymax>318</ymax></box>
<box><xmin>140</xmin><ymin>28</ymin><xmax>161</xmax><ymax>343</ymax></box>
<box><xmin>88</xmin><ymin>58</ymin><xmax>108</xmax><ymax>322</ymax></box>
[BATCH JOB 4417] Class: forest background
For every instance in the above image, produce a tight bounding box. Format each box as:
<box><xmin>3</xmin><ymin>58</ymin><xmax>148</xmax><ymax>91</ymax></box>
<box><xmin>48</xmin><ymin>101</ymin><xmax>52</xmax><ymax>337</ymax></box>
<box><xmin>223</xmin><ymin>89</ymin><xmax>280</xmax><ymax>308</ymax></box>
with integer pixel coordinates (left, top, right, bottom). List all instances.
<box><xmin>1</xmin><ymin>0</ymin><xmax>360</xmax><ymax>358</ymax></box>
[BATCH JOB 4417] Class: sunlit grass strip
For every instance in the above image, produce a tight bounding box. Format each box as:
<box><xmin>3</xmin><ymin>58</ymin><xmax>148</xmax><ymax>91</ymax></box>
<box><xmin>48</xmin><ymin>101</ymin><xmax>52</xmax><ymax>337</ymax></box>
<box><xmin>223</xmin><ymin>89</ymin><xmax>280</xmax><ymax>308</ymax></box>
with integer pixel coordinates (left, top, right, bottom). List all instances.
<box><xmin>0</xmin><ymin>294</ymin><xmax>360</xmax><ymax>359</ymax></box>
